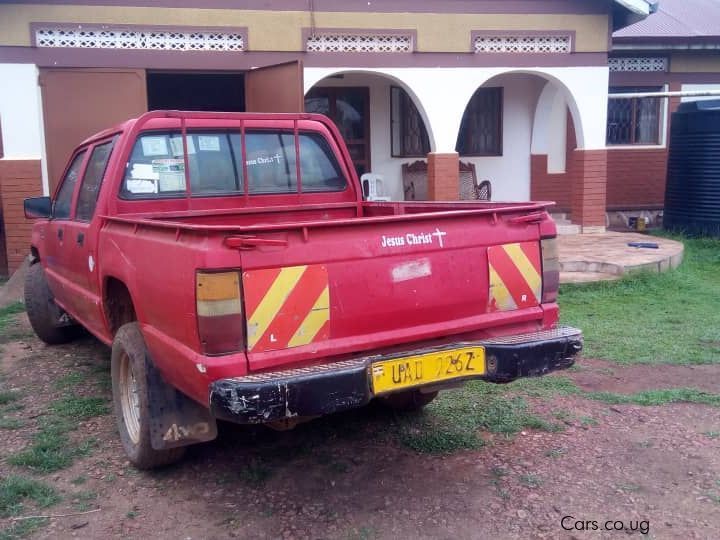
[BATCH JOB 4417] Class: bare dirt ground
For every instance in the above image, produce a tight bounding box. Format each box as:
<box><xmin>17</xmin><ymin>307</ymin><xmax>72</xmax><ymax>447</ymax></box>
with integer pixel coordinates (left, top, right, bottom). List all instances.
<box><xmin>1</xmin><ymin>313</ymin><xmax>719</xmax><ymax>540</ymax></box>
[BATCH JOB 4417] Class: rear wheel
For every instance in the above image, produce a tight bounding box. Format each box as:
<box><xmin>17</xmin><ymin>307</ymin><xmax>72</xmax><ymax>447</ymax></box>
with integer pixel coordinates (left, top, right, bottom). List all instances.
<box><xmin>380</xmin><ymin>389</ymin><xmax>439</xmax><ymax>412</ymax></box>
<box><xmin>24</xmin><ymin>263</ymin><xmax>80</xmax><ymax>344</ymax></box>
<box><xmin>111</xmin><ymin>322</ymin><xmax>185</xmax><ymax>469</ymax></box>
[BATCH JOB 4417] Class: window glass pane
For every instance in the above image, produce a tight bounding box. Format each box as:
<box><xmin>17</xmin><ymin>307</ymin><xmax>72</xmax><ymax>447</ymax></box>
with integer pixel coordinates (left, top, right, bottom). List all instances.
<box><xmin>77</xmin><ymin>141</ymin><xmax>113</xmax><ymax>221</ymax></box>
<box><xmin>122</xmin><ymin>131</ymin><xmax>243</xmax><ymax>198</ymax></box>
<box><xmin>245</xmin><ymin>131</ymin><xmax>297</xmax><ymax>194</ymax></box>
<box><xmin>607</xmin><ymin>86</ymin><xmax>662</xmax><ymax>145</ymax></box>
<box><xmin>53</xmin><ymin>150</ymin><xmax>86</xmax><ymax>219</ymax></box>
<box><xmin>299</xmin><ymin>132</ymin><xmax>347</xmax><ymax>192</ymax></box>
<box><xmin>187</xmin><ymin>132</ymin><xmax>242</xmax><ymax>195</ymax></box>
<box><xmin>635</xmin><ymin>97</ymin><xmax>660</xmax><ymax>144</ymax></box>
<box><xmin>456</xmin><ymin>87</ymin><xmax>502</xmax><ymax>156</ymax></box>
<box><xmin>391</xmin><ymin>86</ymin><xmax>430</xmax><ymax>157</ymax></box>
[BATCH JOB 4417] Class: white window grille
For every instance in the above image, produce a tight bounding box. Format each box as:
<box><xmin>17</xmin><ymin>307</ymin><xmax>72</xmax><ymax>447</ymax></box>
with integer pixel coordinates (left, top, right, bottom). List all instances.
<box><xmin>474</xmin><ymin>35</ymin><xmax>571</xmax><ymax>54</ymax></box>
<box><xmin>306</xmin><ymin>33</ymin><xmax>412</xmax><ymax>53</ymax></box>
<box><xmin>35</xmin><ymin>27</ymin><xmax>244</xmax><ymax>52</ymax></box>
<box><xmin>608</xmin><ymin>57</ymin><xmax>667</xmax><ymax>72</ymax></box>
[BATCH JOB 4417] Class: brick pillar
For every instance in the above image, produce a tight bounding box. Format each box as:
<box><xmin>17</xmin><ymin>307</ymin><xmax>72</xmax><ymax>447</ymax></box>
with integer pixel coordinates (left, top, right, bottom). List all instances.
<box><xmin>427</xmin><ymin>152</ymin><xmax>459</xmax><ymax>200</ymax></box>
<box><xmin>570</xmin><ymin>149</ymin><xmax>607</xmax><ymax>233</ymax></box>
<box><xmin>0</xmin><ymin>159</ymin><xmax>43</xmax><ymax>274</ymax></box>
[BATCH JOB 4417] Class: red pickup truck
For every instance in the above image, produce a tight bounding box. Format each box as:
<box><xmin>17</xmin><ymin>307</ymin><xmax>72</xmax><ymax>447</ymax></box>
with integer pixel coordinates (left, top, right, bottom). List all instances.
<box><xmin>23</xmin><ymin>110</ymin><xmax>581</xmax><ymax>468</ymax></box>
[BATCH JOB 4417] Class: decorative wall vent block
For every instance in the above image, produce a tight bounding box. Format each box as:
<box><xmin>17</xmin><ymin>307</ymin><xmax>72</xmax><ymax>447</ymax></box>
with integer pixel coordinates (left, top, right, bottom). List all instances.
<box><xmin>474</xmin><ymin>35</ymin><xmax>571</xmax><ymax>53</ymax></box>
<box><xmin>35</xmin><ymin>27</ymin><xmax>245</xmax><ymax>52</ymax></box>
<box><xmin>306</xmin><ymin>33</ymin><xmax>412</xmax><ymax>53</ymax></box>
<box><xmin>608</xmin><ymin>57</ymin><xmax>668</xmax><ymax>72</ymax></box>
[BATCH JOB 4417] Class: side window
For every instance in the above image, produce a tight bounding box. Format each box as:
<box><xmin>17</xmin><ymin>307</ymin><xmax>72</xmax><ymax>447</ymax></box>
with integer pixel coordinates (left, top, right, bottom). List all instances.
<box><xmin>245</xmin><ymin>131</ymin><xmax>297</xmax><ymax>194</ymax></box>
<box><xmin>53</xmin><ymin>150</ymin><xmax>87</xmax><ymax>219</ymax></box>
<box><xmin>299</xmin><ymin>133</ymin><xmax>347</xmax><ymax>192</ymax></box>
<box><xmin>76</xmin><ymin>140</ymin><xmax>114</xmax><ymax>221</ymax></box>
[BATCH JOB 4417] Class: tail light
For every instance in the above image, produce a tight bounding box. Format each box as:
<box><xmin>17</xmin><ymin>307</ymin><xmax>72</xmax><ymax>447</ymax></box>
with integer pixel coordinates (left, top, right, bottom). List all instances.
<box><xmin>196</xmin><ymin>271</ymin><xmax>244</xmax><ymax>355</ymax></box>
<box><xmin>540</xmin><ymin>237</ymin><xmax>560</xmax><ymax>303</ymax></box>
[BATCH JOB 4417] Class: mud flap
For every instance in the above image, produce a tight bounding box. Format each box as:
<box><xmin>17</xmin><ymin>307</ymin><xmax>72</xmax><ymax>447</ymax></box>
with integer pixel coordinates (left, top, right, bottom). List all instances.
<box><xmin>145</xmin><ymin>359</ymin><xmax>218</xmax><ymax>450</ymax></box>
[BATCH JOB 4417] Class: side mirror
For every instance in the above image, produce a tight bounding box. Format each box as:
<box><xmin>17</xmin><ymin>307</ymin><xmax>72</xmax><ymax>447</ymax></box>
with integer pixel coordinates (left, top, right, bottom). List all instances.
<box><xmin>24</xmin><ymin>196</ymin><xmax>52</xmax><ymax>219</ymax></box>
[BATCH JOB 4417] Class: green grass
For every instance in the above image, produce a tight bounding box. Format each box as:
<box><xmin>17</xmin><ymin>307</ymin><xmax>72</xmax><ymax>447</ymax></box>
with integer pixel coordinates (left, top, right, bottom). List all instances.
<box><xmin>560</xmin><ymin>235</ymin><xmax>720</xmax><ymax>364</ymax></box>
<box><xmin>0</xmin><ymin>390</ymin><xmax>21</xmax><ymax>405</ymax></box>
<box><xmin>0</xmin><ymin>476</ymin><xmax>60</xmax><ymax>518</ymax></box>
<box><xmin>53</xmin><ymin>372</ymin><xmax>87</xmax><ymax>390</ymax></box>
<box><xmin>0</xmin><ymin>417</ymin><xmax>23</xmax><ymax>429</ymax></box>
<box><xmin>0</xmin><ymin>518</ymin><xmax>49</xmax><ymax>540</ymax></box>
<box><xmin>586</xmin><ymin>388</ymin><xmax>720</xmax><ymax>407</ymax></box>
<box><xmin>397</xmin><ymin>381</ymin><xmax>563</xmax><ymax>453</ymax></box>
<box><xmin>9</xmin><ymin>397</ymin><xmax>105</xmax><ymax>473</ymax></box>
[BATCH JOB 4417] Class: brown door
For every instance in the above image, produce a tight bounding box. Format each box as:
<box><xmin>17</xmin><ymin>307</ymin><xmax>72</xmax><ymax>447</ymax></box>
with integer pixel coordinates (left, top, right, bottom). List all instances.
<box><xmin>39</xmin><ymin>68</ymin><xmax>147</xmax><ymax>193</ymax></box>
<box><xmin>305</xmin><ymin>87</ymin><xmax>370</xmax><ymax>177</ymax></box>
<box><xmin>245</xmin><ymin>60</ymin><xmax>304</xmax><ymax>113</ymax></box>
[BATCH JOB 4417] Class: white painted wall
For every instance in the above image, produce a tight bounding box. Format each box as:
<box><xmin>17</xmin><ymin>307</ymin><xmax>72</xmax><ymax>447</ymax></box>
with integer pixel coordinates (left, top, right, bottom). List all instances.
<box><xmin>461</xmin><ymin>74</ymin><xmax>546</xmax><ymax>201</ymax></box>
<box><xmin>0</xmin><ymin>63</ymin><xmax>49</xmax><ymax>194</ymax></box>
<box><xmin>305</xmin><ymin>66</ymin><xmax>610</xmax><ymax>153</ymax></box>
<box><xmin>309</xmin><ymin>73</ymin><xmax>434</xmax><ymax>201</ymax></box>
<box><xmin>306</xmin><ymin>67</ymin><xmax>606</xmax><ymax>202</ymax></box>
<box><xmin>681</xmin><ymin>84</ymin><xmax>720</xmax><ymax>102</ymax></box>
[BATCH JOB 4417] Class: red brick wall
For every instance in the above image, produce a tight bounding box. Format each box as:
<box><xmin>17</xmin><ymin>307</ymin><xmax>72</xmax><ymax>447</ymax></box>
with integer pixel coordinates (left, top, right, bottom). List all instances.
<box><xmin>0</xmin><ymin>159</ymin><xmax>42</xmax><ymax>273</ymax></box>
<box><xmin>605</xmin><ymin>90</ymin><xmax>681</xmax><ymax>209</ymax></box>
<box><xmin>427</xmin><ymin>152</ymin><xmax>459</xmax><ymax>201</ymax></box>
<box><xmin>571</xmin><ymin>150</ymin><xmax>607</xmax><ymax>227</ymax></box>
<box><xmin>530</xmin><ymin>114</ymin><xmax>579</xmax><ymax>213</ymax></box>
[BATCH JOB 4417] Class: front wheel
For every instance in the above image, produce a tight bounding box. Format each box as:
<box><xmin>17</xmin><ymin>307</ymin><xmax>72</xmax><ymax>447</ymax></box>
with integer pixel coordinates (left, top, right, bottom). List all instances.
<box><xmin>111</xmin><ymin>322</ymin><xmax>185</xmax><ymax>469</ymax></box>
<box><xmin>379</xmin><ymin>389</ymin><xmax>439</xmax><ymax>412</ymax></box>
<box><xmin>24</xmin><ymin>263</ymin><xmax>80</xmax><ymax>344</ymax></box>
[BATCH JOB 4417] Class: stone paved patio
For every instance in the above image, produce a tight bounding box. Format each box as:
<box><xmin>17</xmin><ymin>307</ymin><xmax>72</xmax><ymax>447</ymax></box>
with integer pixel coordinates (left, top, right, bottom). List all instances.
<box><xmin>558</xmin><ymin>232</ymin><xmax>684</xmax><ymax>284</ymax></box>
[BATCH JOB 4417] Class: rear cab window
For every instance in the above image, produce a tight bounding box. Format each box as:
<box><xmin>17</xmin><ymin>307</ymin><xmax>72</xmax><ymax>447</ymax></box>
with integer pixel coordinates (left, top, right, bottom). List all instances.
<box><xmin>121</xmin><ymin>129</ymin><xmax>347</xmax><ymax>198</ymax></box>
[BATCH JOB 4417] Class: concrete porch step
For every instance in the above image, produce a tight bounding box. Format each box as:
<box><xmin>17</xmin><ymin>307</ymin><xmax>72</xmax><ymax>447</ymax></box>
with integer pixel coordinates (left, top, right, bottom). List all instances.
<box><xmin>556</xmin><ymin>223</ymin><xmax>581</xmax><ymax>235</ymax></box>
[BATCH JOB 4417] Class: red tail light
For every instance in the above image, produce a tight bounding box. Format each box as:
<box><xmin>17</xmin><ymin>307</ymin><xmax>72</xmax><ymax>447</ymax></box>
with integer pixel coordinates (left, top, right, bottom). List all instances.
<box><xmin>541</xmin><ymin>237</ymin><xmax>560</xmax><ymax>303</ymax></box>
<box><xmin>196</xmin><ymin>271</ymin><xmax>245</xmax><ymax>355</ymax></box>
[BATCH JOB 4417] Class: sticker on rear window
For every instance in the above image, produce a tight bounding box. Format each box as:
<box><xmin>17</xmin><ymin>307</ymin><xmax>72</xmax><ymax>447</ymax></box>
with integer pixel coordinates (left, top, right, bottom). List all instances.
<box><xmin>141</xmin><ymin>136</ymin><xmax>168</xmax><ymax>157</ymax></box>
<box><xmin>198</xmin><ymin>135</ymin><xmax>221</xmax><ymax>152</ymax></box>
<box><xmin>152</xmin><ymin>159</ymin><xmax>185</xmax><ymax>192</ymax></box>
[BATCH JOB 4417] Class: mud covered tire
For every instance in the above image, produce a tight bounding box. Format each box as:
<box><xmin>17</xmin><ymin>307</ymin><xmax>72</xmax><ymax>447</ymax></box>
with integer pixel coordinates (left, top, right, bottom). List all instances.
<box><xmin>111</xmin><ymin>322</ymin><xmax>186</xmax><ymax>469</ymax></box>
<box><xmin>24</xmin><ymin>263</ymin><xmax>80</xmax><ymax>344</ymax></box>
<box><xmin>380</xmin><ymin>389</ymin><xmax>439</xmax><ymax>412</ymax></box>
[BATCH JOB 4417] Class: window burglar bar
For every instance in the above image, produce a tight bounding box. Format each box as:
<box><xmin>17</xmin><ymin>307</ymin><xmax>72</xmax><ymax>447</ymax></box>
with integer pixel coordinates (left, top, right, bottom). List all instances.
<box><xmin>608</xmin><ymin>90</ymin><xmax>720</xmax><ymax>99</ymax></box>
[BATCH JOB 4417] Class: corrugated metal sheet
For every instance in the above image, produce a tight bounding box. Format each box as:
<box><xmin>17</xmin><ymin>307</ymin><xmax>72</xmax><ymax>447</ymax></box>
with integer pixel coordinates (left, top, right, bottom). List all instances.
<box><xmin>614</xmin><ymin>0</ymin><xmax>720</xmax><ymax>39</ymax></box>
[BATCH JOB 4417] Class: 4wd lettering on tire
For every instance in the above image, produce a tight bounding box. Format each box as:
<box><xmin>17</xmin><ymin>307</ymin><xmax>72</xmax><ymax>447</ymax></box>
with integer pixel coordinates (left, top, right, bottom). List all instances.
<box><xmin>162</xmin><ymin>422</ymin><xmax>211</xmax><ymax>442</ymax></box>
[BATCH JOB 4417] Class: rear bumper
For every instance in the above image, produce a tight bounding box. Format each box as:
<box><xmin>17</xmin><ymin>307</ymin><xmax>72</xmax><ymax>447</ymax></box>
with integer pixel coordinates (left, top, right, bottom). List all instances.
<box><xmin>209</xmin><ymin>325</ymin><xmax>582</xmax><ymax>424</ymax></box>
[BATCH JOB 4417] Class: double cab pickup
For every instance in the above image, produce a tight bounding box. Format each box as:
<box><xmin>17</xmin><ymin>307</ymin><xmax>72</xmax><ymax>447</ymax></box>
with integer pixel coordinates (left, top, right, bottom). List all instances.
<box><xmin>24</xmin><ymin>110</ymin><xmax>582</xmax><ymax>468</ymax></box>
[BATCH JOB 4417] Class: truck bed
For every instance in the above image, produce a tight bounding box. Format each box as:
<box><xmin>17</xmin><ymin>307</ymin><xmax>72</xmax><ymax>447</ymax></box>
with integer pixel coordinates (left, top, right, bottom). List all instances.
<box><xmin>100</xmin><ymin>199</ymin><xmax>558</xmax><ymax>401</ymax></box>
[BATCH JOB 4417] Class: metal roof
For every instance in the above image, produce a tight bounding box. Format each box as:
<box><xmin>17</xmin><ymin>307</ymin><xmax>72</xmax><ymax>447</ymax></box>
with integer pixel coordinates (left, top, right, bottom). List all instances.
<box><xmin>614</xmin><ymin>0</ymin><xmax>720</xmax><ymax>40</ymax></box>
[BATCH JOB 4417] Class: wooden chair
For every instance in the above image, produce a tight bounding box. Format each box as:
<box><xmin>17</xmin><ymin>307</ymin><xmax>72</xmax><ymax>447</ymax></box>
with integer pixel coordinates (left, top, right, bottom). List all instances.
<box><xmin>402</xmin><ymin>160</ymin><xmax>428</xmax><ymax>201</ymax></box>
<box><xmin>459</xmin><ymin>161</ymin><xmax>492</xmax><ymax>201</ymax></box>
<box><xmin>402</xmin><ymin>159</ymin><xmax>492</xmax><ymax>201</ymax></box>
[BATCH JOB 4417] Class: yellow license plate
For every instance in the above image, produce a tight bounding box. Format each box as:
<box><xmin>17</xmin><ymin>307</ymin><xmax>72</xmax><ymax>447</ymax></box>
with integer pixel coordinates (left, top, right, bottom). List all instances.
<box><xmin>370</xmin><ymin>347</ymin><xmax>485</xmax><ymax>395</ymax></box>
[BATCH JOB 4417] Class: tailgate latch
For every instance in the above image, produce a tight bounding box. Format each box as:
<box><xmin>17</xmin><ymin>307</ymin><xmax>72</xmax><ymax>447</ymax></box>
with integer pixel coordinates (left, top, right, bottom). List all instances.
<box><xmin>508</xmin><ymin>212</ymin><xmax>547</xmax><ymax>225</ymax></box>
<box><xmin>225</xmin><ymin>235</ymin><xmax>288</xmax><ymax>250</ymax></box>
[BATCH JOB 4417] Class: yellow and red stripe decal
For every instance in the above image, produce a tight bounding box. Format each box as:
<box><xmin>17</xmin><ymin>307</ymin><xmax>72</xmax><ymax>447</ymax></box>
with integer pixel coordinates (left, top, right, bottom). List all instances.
<box><xmin>243</xmin><ymin>265</ymin><xmax>330</xmax><ymax>353</ymax></box>
<box><xmin>488</xmin><ymin>242</ymin><xmax>542</xmax><ymax>312</ymax></box>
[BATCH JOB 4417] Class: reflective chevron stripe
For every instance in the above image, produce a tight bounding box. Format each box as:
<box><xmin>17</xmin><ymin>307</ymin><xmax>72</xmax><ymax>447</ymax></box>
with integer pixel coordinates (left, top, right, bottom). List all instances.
<box><xmin>243</xmin><ymin>265</ymin><xmax>330</xmax><ymax>353</ymax></box>
<box><xmin>488</xmin><ymin>242</ymin><xmax>542</xmax><ymax>312</ymax></box>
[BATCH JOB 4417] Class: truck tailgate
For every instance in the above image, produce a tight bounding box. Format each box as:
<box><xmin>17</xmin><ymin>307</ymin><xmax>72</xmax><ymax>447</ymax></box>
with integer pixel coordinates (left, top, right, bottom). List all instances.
<box><xmin>236</xmin><ymin>209</ymin><xmax>549</xmax><ymax>372</ymax></box>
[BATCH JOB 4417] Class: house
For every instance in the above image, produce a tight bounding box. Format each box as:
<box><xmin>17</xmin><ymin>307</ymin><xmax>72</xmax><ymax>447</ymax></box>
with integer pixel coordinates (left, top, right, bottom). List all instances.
<box><xmin>605</xmin><ymin>0</ymin><xmax>720</xmax><ymax>227</ymax></box>
<box><xmin>0</xmin><ymin>0</ymin><xmax>652</xmax><ymax>275</ymax></box>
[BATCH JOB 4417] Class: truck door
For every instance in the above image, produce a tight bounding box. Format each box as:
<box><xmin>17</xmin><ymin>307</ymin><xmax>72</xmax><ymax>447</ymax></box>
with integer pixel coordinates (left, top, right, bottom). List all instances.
<box><xmin>43</xmin><ymin>149</ymin><xmax>88</xmax><ymax>320</ymax></box>
<box><xmin>44</xmin><ymin>140</ymin><xmax>115</xmax><ymax>337</ymax></box>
